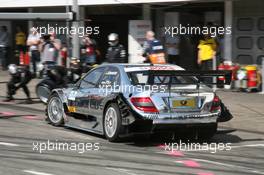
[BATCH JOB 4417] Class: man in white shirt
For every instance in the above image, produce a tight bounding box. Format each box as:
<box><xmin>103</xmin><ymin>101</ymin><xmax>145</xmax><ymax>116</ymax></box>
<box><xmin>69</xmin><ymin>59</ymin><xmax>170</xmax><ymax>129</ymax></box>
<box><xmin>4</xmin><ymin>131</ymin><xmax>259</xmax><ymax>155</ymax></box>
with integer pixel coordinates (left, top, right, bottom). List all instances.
<box><xmin>27</xmin><ymin>27</ymin><xmax>41</xmax><ymax>75</ymax></box>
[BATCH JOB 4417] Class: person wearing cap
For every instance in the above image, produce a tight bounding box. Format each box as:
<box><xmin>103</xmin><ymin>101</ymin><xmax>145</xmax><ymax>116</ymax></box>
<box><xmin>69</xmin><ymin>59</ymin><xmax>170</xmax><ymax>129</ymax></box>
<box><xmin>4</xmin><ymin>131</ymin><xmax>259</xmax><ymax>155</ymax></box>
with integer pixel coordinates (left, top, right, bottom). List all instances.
<box><xmin>27</xmin><ymin>27</ymin><xmax>41</xmax><ymax>75</ymax></box>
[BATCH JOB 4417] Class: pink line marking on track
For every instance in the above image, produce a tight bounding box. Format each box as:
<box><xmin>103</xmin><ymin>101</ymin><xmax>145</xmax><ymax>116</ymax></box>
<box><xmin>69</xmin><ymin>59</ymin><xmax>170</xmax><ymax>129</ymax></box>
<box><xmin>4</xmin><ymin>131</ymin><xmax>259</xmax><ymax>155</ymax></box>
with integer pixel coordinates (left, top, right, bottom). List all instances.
<box><xmin>1</xmin><ymin>112</ymin><xmax>15</xmax><ymax>116</ymax></box>
<box><xmin>168</xmin><ymin>150</ymin><xmax>184</xmax><ymax>157</ymax></box>
<box><xmin>197</xmin><ymin>172</ymin><xmax>215</xmax><ymax>175</ymax></box>
<box><xmin>23</xmin><ymin>116</ymin><xmax>42</xmax><ymax>120</ymax></box>
<box><xmin>157</xmin><ymin>144</ymin><xmax>184</xmax><ymax>157</ymax></box>
<box><xmin>158</xmin><ymin>144</ymin><xmax>165</xmax><ymax>148</ymax></box>
<box><xmin>176</xmin><ymin>160</ymin><xmax>201</xmax><ymax>168</ymax></box>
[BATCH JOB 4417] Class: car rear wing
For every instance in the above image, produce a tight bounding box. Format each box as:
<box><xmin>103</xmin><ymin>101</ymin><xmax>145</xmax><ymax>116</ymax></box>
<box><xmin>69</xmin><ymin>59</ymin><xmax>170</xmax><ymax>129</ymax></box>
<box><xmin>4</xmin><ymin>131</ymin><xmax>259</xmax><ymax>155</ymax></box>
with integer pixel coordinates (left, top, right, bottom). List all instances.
<box><xmin>148</xmin><ymin>70</ymin><xmax>232</xmax><ymax>86</ymax></box>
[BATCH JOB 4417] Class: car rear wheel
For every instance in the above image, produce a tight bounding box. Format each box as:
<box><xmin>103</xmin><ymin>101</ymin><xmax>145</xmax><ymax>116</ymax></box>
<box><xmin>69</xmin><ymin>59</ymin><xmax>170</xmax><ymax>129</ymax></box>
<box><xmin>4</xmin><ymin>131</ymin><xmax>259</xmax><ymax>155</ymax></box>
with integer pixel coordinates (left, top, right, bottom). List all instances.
<box><xmin>46</xmin><ymin>94</ymin><xmax>64</xmax><ymax>126</ymax></box>
<box><xmin>103</xmin><ymin>103</ymin><xmax>122</xmax><ymax>142</ymax></box>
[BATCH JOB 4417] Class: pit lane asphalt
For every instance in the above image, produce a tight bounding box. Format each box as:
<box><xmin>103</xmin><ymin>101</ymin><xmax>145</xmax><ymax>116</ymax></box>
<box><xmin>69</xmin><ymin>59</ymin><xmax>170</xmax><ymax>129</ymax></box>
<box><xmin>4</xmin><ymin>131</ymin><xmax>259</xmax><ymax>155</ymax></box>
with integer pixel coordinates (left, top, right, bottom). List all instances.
<box><xmin>0</xmin><ymin>103</ymin><xmax>263</xmax><ymax>175</ymax></box>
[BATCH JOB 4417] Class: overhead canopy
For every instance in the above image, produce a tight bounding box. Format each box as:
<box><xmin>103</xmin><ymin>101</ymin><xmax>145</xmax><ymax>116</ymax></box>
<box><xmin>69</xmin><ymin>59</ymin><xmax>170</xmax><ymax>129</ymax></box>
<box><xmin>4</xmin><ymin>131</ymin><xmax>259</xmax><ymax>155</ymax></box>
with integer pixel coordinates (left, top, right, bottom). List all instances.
<box><xmin>0</xmin><ymin>12</ymin><xmax>73</xmax><ymax>20</ymax></box>
<box><xmin>0</xmin><ymin>0</ymin><xmax>224</xmax><ymax>8</ymax></box>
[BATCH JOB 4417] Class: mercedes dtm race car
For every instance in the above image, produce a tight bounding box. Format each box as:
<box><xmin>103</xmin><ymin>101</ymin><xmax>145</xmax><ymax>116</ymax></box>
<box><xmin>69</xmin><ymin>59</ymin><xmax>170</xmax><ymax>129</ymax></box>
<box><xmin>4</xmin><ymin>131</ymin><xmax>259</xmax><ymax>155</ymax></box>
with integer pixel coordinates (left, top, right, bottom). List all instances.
<box><xmin>46</xmin><ymin>64</ymin><xmax>233</xmax><ymax>142</ymax></box>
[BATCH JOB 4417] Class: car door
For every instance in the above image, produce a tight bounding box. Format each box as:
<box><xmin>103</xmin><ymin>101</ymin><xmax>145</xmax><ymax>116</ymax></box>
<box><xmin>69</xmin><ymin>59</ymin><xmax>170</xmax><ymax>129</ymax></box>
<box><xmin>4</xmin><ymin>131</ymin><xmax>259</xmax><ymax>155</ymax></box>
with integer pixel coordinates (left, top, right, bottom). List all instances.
<box><xmin>69</xmin><ymin>67</ymin><xmax>105</xmax><ymax>115</ymax></box>
<box><xmin>66</xmin><ymin>67</ymin><xmax>106</xmax><ymax>131</ymax></box>
<box><xmin>89</xmin><ymin>66</ymin><xmax>121</xmax><ymax>118</ymax></box>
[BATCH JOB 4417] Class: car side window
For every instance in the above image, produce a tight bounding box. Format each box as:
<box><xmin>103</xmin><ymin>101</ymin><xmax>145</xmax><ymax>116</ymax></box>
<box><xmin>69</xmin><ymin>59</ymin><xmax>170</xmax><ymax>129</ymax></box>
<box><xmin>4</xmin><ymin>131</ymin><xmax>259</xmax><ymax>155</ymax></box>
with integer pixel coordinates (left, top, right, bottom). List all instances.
<box><xmin>80</xmin><ymin>67</ymin><xmax>105</xmax><ymax>88</ymax></box>
<box><xmin>99</xmin><ymin>67</ymin><xmax>120</xmax><ymax>88</ymax></box>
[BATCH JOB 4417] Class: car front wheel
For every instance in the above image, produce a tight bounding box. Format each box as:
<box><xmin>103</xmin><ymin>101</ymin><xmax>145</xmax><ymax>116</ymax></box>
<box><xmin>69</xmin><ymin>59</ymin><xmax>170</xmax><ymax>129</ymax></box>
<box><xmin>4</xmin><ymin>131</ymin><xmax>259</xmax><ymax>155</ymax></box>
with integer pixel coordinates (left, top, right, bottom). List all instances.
<box><xmin>46</xmin><ymin>94</ymin><xmax>64</xmax><ymax>126</ymax></box>
<box><xmin>103</xmin><ymin>103</ymin><xmax>122</xmax><ymax>142</ymax></box>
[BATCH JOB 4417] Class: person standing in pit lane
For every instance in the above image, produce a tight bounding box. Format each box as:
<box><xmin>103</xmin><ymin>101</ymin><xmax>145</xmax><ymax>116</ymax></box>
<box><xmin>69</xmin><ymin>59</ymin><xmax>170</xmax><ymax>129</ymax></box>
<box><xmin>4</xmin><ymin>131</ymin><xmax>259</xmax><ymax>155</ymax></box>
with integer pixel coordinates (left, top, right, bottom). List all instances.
<box><xmin>197</xmin><ymin>33</ymin><xmax>217</xmax><ymax>84</ymax></box>
<box><xmin>197</xmin><ymin>34</ymin><xmax>217</xmax><ymax>71</ymax></box>
<box><xmin>105</xmin><ymin>33</ymin><xmax>127</xmax><ymax>63</ymax></box>
<box><xmin>142</xmin><ymin>31</ymin><xmax>166</xmax><ymax>64</ymax></box>
<box><xmin>27</xmin><ymin>27</ymin><xmax>41</xmax><ymax>75</ymax></box>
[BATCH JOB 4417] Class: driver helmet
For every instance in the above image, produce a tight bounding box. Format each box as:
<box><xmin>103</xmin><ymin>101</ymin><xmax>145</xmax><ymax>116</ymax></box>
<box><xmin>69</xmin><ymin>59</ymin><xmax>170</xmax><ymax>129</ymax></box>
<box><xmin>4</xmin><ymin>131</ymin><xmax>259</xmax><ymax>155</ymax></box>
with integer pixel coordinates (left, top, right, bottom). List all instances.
<box><xmin>108</xmin><ymin>33</ymin><xmax>119</xmax><ymax>46</ymax></box>
<box><xmin>8</xmin><ymin>64</ymin><xmax>18</xmax><ymax>74</ymax></box>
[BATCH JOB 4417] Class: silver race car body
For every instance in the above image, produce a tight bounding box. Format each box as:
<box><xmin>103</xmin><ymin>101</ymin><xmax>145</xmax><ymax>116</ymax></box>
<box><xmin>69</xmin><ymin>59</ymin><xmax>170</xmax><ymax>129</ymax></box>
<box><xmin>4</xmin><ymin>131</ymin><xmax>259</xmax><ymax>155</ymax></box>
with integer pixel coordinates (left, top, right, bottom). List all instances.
<box><xmin>46</xmin><ymin>64</ymin><xmax>232</xmax><ymax>141</ymax></box>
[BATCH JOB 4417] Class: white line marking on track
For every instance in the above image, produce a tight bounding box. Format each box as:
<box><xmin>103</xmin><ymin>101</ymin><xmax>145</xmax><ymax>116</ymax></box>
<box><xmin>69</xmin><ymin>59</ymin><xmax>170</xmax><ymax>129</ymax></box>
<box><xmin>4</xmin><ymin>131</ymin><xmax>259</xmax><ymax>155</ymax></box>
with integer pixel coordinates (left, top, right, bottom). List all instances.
<box><xmin>231</xmin><ymin>144</ymin><xmax>264</xmax><ymax>149</ymax></box>
<box><xmin>23</xmin><ymin>170</ymin><xmax>54</xmax><ymax>175</ymax></box>
<box><xmin>155</xmin><ymin>151</ymin><xmax>167</xmax><ymax>154</ymax></box>
<box><xmin>0</xmin><ymin>142</ymin><xmax>19</xmax><ymax>147</ymax></box>
<box><xmin>106</xmin><ymin>167</ymin><xmax>145</xmax><ymax>175</ymax></box>
<box><xmin>191</xmin><ymin>159</ymin><xmax>264</xmax><ymax>175</ymax></box>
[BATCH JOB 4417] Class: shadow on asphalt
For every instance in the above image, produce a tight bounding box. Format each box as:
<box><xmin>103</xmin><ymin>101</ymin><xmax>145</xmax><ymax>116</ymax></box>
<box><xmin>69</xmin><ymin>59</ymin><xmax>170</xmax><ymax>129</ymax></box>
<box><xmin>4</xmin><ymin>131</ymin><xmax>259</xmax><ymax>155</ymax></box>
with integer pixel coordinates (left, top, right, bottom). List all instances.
<box><xmin>0</xmin><ymin>97</ymin><xmax>42</xmax><ymax>104</ymax></box>
<box><xmin>65</xmin><ymin>126</ymin><xmax>105</xmax><ymax>140</ymax></box>
<box><xmin>0</xmin><ymin>95</ymin><xmax>39</xmax><ymax>100</ymax></box>
<box><xmin>15</xmin><ymin>100</ymin><xmax>43</xmax><ymax>104</ymax></box>
<box><xmin>0</xmin><ymin>114</ymin><xmax>38</xmax><ymax>119</ymax></box>
<box><xmin>54</xmin><ymin>126</ymin><xmax>247</xmax><ymax>147</ymax></box>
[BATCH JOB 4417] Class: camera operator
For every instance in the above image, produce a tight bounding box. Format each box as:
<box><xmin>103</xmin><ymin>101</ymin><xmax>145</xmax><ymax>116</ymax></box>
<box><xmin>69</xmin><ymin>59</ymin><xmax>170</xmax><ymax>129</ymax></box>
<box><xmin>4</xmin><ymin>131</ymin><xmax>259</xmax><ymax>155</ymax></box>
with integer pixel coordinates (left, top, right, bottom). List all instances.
<box><xmin>81</xmin><ymin>34</ymin><xmax>98</xmax><ymax>66</ymax></box>
<box><xmin>40</xmin><ymin>33</ymin><xmax>61</xmax><ymax>65</ymax></box>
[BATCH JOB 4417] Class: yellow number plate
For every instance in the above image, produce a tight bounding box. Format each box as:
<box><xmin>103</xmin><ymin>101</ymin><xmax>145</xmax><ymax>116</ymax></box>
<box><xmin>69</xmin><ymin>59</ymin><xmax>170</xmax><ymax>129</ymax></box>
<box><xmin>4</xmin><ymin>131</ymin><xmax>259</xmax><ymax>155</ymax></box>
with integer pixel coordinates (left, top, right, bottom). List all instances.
<box><xmin>172</xmin><ymin>98</ymin><xmax>196</xmax><ymax>108</ymax></box>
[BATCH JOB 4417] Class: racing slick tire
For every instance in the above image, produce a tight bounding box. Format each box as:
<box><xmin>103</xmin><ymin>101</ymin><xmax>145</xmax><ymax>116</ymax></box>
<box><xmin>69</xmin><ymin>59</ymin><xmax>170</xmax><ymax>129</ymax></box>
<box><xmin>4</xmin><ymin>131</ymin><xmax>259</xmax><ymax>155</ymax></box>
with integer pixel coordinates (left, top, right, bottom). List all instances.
<box><xmin>46</xmin><ymin>93</ymin><xmax>65</xmax><ymax>126</ymax></box>
<box><xmin>103</xmin><ymin>103</ymin><xmax>123</xmax><ymax>142</ymax></box>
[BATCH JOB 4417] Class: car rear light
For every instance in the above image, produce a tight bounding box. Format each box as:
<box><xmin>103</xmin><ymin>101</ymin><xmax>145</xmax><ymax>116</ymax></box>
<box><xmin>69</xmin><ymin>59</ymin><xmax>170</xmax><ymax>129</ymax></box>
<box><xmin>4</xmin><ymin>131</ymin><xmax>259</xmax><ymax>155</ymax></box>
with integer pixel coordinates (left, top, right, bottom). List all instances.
<box><xmin>130</xmin><ymin>97</ymin><xmax>158</xmax><ymax>113</ymax></box>
<box><xmin>211</xmin><ymin>95</ymin><xmax>221</xmax><ymax>112</ymax></box>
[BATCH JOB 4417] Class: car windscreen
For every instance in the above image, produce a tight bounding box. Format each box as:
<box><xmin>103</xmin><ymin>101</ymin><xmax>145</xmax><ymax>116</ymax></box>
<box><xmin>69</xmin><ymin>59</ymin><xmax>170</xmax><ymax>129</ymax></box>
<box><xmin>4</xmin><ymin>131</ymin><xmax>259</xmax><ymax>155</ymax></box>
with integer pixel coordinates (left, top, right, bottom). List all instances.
<box><xmin>127</xmin><ymin>71</ymin><xmax>198</xmax><ymax>85</ymax></box>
